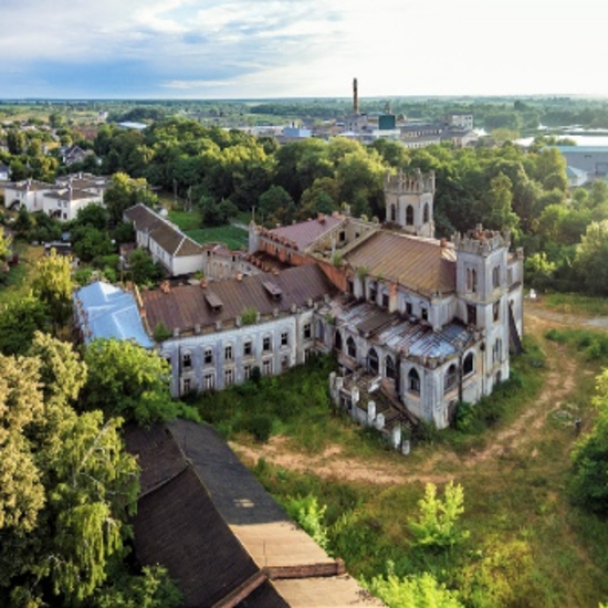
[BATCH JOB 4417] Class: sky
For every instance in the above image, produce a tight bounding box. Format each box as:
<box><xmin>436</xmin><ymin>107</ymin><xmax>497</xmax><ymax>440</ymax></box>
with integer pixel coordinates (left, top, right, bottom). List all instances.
<box><xmin>2</xmin><ymin>0</ymin><xmax>608</xmax><ymax>99</ymax></box>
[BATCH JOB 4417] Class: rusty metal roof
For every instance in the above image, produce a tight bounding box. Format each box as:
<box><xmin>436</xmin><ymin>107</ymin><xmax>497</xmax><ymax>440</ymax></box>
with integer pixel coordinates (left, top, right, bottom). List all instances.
<box><xmin>344</xmin><ymin>231</ymin><xmax>456</xmax><ymax>296</ymax></box>
<box><xmin>330</xmin><ymin>297</ymin><xmax>472</xmax><ymax>360</ymax></box>
<box><xmin>269</xmin><ymin>215</ymin><xmax>344</xmax><ymax>251</ymax></box>
<box><xmin>143</xmin><ymin>264</ymin><xmax>336</xmax><ymax>335</ymax></box>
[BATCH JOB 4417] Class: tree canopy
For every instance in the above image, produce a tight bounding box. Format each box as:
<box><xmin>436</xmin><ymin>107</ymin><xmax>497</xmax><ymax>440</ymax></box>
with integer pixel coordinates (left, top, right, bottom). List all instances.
<box><xmin>0</xmin><ymin>334</ymin><xmax>142</xmax><ymax>607</ymax></box>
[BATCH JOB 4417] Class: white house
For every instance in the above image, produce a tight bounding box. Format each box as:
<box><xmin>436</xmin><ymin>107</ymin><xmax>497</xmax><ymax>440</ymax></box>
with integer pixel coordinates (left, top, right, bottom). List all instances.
<box><xmin>3</xmin><ymin>173</ymin><xmax>108</xmax><ymax>221</ymax></box>
<box><xmin>124</xmin><ymin>204</ymin><xmax>204</xmax><ymax>276</ymax></box>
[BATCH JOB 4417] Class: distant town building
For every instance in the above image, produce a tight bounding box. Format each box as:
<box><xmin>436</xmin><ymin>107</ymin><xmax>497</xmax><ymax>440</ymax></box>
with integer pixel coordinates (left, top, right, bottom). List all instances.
<box><xmin>3</xmin><ymin>173</ymin><xmax>109</xmax><ymax>222</ymax></box>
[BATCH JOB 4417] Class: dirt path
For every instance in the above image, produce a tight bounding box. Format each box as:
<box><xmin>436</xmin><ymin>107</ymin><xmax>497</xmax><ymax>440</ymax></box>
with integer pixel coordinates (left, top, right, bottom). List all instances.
<box><xmin>232</xmin><ymin>306</ymin><xmax>592</xmax><ymax>486</ymax></box>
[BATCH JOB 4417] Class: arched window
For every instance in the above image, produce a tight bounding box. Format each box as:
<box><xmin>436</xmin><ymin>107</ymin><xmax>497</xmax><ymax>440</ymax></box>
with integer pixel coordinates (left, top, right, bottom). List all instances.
<box><xmin>408</xmin><ymin>368</ymin><xmax>420</xmax><ymax>393</ymax></box>
<box><xmin>463</xmin><ymin>352</ymin><xmax>474</xmax><ymax>375</ymax></box>
<box><xmin>423</xmin><ymin>203</ymin><xmax>429</xmax><ymax>223</ymax></box>
<box><xmin>390</xmin><ymin>204</ymin><xmax>396</xmax><ymax>222</ymax></box>
<box><xmin>471</xmin><ymin>269</ymin><xmax>477</xmax><ymax>293</ymax></box>
<box><xmin>347</xmin><ymin>336</ymin><xmax>357</xmax><ymax>359</ymax></box>
<box><xmin>385</xmin><ymin>355</ymin><xmax>395</xmax><ymax>379</ymax></box>
<box><xmin>406</xmin><ymin>205</ymin><xmax>414</xmax><ymax>226</ymax></box>
<box><xmin>368</xmin><ymin>348</ymin><xmax>379</xmax><ymax>374</ymax></box>
<box><xmin>445</xmin><ymin>364</ymin><xmax>457</xmax><ymax>392</ymax></box>
<box><xmin>334</xmin><ymin>330</ymin><xmax>342</xmax><ymax>351</ymax></box>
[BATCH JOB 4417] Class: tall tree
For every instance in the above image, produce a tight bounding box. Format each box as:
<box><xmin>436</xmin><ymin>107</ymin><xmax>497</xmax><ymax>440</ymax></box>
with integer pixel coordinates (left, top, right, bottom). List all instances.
<box><xmin>32</xmin><ymin>248</ymin><xmax>73</xmax><ymax>331</ymax></box>
<box><xmin>82</xmin><ymin>338</ymin><xmax>183</xmax><ymax>426</ymax></box>
<box><xmin>0</xmin><ymin>294</ymin><xmax>49</xmax><ymax>356</ymax></box>
<box><xmin>0</xmin><ymin>338</ymin><xmax>141</xmax><ymax>607</ymax></box>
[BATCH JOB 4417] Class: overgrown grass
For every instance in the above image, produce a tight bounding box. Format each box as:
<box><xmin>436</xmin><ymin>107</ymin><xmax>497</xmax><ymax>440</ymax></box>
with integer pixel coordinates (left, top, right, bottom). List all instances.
<box><xmin>185</xmin><ymin>225</ymin><xmax>248</xmax><ymax>250</ymax></box>
<box><xmin>546</xmin><ymin>326</ymin><xmax>608</xmax><ymax>361</ymax></box>
<box><xmin>167</xmin><ymin>208</ymin><xmax>203</xmax><ymax>231</ymax></box>
<box><xmin>195</xmin><ymin>354</ymin><xmax>399</xmax><ymax>458</ymax></box>
<box><xmin>542</xmin><ymin>292</ymin><xmax>608</xmax><ymax>317</ymax></box>
<box><xmin>440</xmin><ymin>335</ymin><xmax>547</xmax><ymax>450</ymax></box>
<box><xmin>227</xmin><ymin>329</ymin><xmax>608</xmax><ymax>607</ymax></box>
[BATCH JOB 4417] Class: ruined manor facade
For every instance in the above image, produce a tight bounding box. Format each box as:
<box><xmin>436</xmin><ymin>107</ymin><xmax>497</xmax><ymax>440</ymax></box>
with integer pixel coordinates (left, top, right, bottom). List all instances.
<box><xmin>135</xmin><ymin>170</ymin><xmax>523</xmax><ymax>439</ymax></box>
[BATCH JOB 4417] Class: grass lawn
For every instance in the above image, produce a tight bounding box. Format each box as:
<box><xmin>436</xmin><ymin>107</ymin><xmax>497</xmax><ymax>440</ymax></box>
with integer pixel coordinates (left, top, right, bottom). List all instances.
<box><xmin>186</xmin><ymin>225</ymin><xmax>248</xmax><ymax>250</ymax></box>
<box><xmin>167</xmin><ymin>207</ymin><xmax>203</xmax><ymax>232</ymax></box>
<box><xmin>541</xmin><ymin>292</ymin><xmax>608</xmax><ymax>316</ymax></box>
<box><xmin>165</xmin><ymin>207</ymin><xmax>248</xmax><ymax>249</ymax></box>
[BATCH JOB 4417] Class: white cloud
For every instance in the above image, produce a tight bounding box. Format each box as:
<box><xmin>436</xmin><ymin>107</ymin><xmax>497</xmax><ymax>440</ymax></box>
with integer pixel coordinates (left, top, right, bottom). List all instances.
<box><xmin>1</xmin><ymin>0</ymin><xmax>608</xmax><ymax>97</ymax></box>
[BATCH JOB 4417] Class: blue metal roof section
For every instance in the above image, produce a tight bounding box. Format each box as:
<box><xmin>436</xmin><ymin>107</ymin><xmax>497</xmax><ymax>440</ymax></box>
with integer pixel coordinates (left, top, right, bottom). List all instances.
<box><xmin>74</xmin><ymin>281</ymin><xmax>154</xmax><ymax>348</ymax></box>
<box><xmin>330</xmin><ymin>297</ymin><xmax>473</xmax><ymax>360</ymax></box>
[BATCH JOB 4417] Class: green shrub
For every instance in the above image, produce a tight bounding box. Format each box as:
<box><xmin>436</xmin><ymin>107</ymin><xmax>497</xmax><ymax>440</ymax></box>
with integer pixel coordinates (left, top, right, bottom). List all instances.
<box><xmin>153</xmin><ymin>321</ymin><xmax>172</xmax><ymax>342</ymax></box>
<box><xmin>241</xmin><ymin>307</ymin><xmax>257</xmax><ymax>325</ymax></box>
<box><xmin>246</xmin><ymin>413</ymin><xmax>274</xmax><ymax>442</ymax></box>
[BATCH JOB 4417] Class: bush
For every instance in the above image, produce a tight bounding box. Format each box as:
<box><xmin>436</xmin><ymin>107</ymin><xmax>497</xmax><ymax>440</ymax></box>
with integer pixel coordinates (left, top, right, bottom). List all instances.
<box><xmin>246</xmin><ymin>413</ymin><xmax>274</xmax><ymax>442</ymax></box>
<box><xmin>153</xmin><ymin>322</ymin><xmax>172</xmax><ymax>342</ymax></box>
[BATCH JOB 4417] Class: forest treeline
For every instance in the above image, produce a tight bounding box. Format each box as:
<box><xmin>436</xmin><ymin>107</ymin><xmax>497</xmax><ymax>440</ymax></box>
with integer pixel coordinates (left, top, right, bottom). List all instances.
<box><xmin>90</xmin><ymin>117</ymin><xmax>608</xmax><ymax>296</ymax></box>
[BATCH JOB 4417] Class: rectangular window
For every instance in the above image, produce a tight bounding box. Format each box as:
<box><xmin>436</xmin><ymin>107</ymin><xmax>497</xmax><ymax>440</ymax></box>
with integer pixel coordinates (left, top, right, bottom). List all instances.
<box><xmin>244</xmin><ymin>341</ymin><xmax>252</xmax><ymax>357</ymax></box>
<box><xmin>225</xmin><ymin>368</ymin><xmax>234</xmax><ymax>386</ymax></box>
<box><xmin>421</xmin><ymin>307</ymin><xmax>428</xmax><ymax>322</ymax></box>
<box><xmin>204</xmin><ymin>349</ymin><xmax>213</xmax><ymax>365</ymax></box>
<box><xmin>244</xmin><ymin>365</ymin><xmax>252</xmax><ymax>380</ymax></box>
<box><xmin>204</xmin><ymin>373</ymin><xmax>215</xmax><ymax>390</ymax></box>
<box><xmin>263</xmin><ymin>336</ymin><xmax>272</xmax><ymax>352</ymax></box>
<box><xmin>493</xmin><ymin>301</ymin><xmax>500</xmax><ymax>323</ymax></box>
<box><xmin>281</xmin><ymin>331</ymin><xmax>288</xmax><ymax>347</ymax></box>
<box><xmin>303</xmin><ymin>323</ymin><xmax>312</xmax><ymax>340</ymax></box>
<box><xmin>304</xmin><ymin>348</ymin><xmax>312</xmax><ymax>361</ymax></box>
<box><xmin>467</xmin><ymin>304</ymin><xmax>477</xmax><ymax>326</ymax></box>
<box><xmin>405</xmin><ymin>302</ymin><xmax>413</xmax><ymax>316</ymax></box>
<box><xmin>182</xmin><ymin>353</ymin><xmax>192</xmax><ymax>369</ymax></box>
<box><xmin>182</xmin><ymin>377</ymin><xmax>191</xmax><ymax>394</ymax></box>
<box><xmin>263</xmin><ymin>359</ymin><xmax>272</xmax><ymax>376</ymax></box>
<box><xmin>225</xmin><ymin>345</ymin><xmax>233</xmax><ymax>361</ymax></box>
<box><xmin>281</xmin><ymin>355</ymin><xmax>289</xmax><ymax>371</ymax></box>
<box><xmin>382</xmin><ymin>293</ymin><xmax>389</xmax><ymax>309</ymax></box>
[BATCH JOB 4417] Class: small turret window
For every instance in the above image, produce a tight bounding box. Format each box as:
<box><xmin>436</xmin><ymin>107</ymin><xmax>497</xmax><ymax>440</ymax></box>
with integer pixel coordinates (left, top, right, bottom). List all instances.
<box><xmin>347</xmin><ymin>336</ymin><xmax>357</xmax><ymax>359</ymax></box>
<box><xmin>445</xmin><ymin>364</ymin><xmax>457</xmax><ymax>393</ymax></box>
<box><xmin>406</xmin><ymin>205</ymin><xmax>414</xmax><ymax>225</ymax></box>
<box><xmin>386</xmin><ymin>355</ymin><xmax>396</xmax><ymax>379</ymax></box>
<box><xmin>408</xmin><ymin>368</ymin><xmax>420</xmax><ymax>393</ymax></box>
<box><xmin>423</xmin><ymin>203</ymin><xmax>429</xmax><ymax>223</ymax></box>
<box><xmin>463</xmin><ymin>352</ymin><xmax>475</xmax><ymax>375</ymax></box>
<box><xmin>493</xmin><ymin>266</ymin><xmax>500</xmax><ymax>288</ymax></box>
<box><xmin>368</xmin><ymin>348</ymin><xmax>379</xmax><ymax>374</ymax></box>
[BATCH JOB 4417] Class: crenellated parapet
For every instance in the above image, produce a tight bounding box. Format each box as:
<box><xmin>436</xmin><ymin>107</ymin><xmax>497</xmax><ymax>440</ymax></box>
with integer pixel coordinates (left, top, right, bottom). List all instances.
<box><xmin>385</xmin><ymin>168</ymin><xmax>435</xmax><ymax>196</ymax></box>
<box><xmin>452</xmin><ymin>224</ymin><xmax>510</xmax><ymax>257</ymax></box>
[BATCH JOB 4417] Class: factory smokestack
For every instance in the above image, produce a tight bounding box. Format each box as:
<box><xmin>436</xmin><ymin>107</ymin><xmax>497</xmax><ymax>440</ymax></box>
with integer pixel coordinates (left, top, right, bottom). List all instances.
<box><xmin>353</xmin><ymin>77</ymin><xmax>359</xmax><ymax>116</ymax></box>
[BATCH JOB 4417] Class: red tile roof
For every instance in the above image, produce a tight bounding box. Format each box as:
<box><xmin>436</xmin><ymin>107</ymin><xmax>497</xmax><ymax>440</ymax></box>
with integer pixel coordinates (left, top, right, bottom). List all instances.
<box><xmin>269</xmin><ymin>215</ymin><xmax>344</xmax><ymax>251</ymax></box>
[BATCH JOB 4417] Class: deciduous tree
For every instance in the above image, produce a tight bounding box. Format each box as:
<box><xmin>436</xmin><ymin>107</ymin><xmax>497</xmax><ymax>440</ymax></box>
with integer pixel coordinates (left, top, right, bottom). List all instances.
<box><xmin>32</xmin><ymin>248</ymin><xmax>73</xmax><ymax>330</ymax></box>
